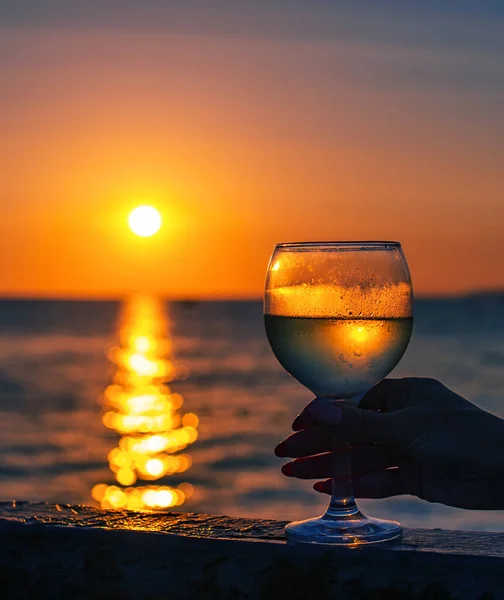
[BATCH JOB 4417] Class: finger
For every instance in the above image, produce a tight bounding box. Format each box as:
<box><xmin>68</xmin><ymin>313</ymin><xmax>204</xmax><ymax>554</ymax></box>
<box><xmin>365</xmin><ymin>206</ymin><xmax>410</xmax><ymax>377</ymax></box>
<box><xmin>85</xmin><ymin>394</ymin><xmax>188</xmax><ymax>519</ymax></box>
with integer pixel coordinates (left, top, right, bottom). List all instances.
<box><xmin>358</xmin><ymin>379</ymin><xmax>393</xmax><ymax>411</ymax></box>
<box><xmin>294</xmin><ymin>378</ymin><xmax>429</xmax><ymax>428</ymax></box>
<box><xmin>313</xmin><ymin>469</ymin><xmax>408</xmax><ymax>499</ymax></box>
<box><xmin>275</xmin><ymin>425</ymin><xmax>343</xmax><ymax>457</ymax></box>
<box><xmin>282</xmin><ymin>446</ymin><xmax>395</xmax><ymax>479</ymax></box>
<box><xmin>292</xmin><ymin>401</ymin><xmax>318</xmax><ymax>431</ymax></box>
<box><xmin>313</xmin><ymin>479</ymin><xmax>331</xmax><ymax>493</ymax></box>
<box><xmin>276</xmin><ymin>407</ymin><xmax>406</xmax><ymax>457</ymax></box>
<box><xmin>292</xmin><ymin>396</ymin><xmax>349</xmax><ymax>431</ymax></box>
<box><xmin>313</xmin><ymin>479</ymin><xmax>332</xmax><ymax>493</ymax></box>
<box><xmin>359</xmin><ymin>377</ymin><xmax>443</xmax><ymax>412</ymax></box>
<box><xmin>308</xmin><ymin>401</ymin><xmax>408</xmax><ymax>445</ymax></box>
<box><xmin>293</xmin><ymin>393</ymin><xmax>381</xmax><ymax>431</ymax></box>
<box><xmin>292</xmin><ymin>386</ymin><xmax>394</xmax><ymax>428</ymax></box>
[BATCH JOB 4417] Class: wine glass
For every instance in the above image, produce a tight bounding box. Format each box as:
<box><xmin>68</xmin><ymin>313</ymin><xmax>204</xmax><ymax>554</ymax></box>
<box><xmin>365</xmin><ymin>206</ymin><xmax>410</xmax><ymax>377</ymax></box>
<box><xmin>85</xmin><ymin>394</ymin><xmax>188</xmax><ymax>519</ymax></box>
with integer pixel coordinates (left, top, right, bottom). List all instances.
<box><xmin>264</xmin><ymin>241</ymin><xmax>413</xmax><ymax>545</ymax></box>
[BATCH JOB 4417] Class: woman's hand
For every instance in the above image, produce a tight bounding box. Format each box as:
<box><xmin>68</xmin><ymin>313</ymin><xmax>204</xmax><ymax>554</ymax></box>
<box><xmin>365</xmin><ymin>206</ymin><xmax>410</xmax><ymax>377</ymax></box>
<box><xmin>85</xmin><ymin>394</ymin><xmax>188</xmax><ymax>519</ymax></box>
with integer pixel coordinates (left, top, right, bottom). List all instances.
<box><xmin>275</xmin><ymin>378</ymin><xmax>504</xmax><ymax>510</ymax></box>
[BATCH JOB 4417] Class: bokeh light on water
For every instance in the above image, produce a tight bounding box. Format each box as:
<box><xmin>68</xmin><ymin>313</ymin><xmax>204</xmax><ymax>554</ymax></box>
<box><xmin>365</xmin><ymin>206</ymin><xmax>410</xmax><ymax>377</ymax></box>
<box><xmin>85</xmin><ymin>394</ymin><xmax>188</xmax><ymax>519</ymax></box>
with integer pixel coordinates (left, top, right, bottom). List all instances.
<box><xmin>3</xmin><ymin>297</ymin><xmax>504</xmax><ymax>531</ymax></box>
<box><xmin>91</xmin><ymin>295</ymin><xmax>198</xmax><ymax>510</ymax></box>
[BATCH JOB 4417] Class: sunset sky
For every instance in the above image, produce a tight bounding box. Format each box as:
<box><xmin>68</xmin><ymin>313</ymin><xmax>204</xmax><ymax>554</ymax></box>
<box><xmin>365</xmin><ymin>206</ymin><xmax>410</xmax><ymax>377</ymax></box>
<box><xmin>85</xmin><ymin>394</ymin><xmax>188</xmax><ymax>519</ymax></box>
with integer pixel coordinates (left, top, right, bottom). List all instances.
<box><xmin>2</xmin><ymin>1</ymin><xmax>503</xmax><ymax>298</ymax></box>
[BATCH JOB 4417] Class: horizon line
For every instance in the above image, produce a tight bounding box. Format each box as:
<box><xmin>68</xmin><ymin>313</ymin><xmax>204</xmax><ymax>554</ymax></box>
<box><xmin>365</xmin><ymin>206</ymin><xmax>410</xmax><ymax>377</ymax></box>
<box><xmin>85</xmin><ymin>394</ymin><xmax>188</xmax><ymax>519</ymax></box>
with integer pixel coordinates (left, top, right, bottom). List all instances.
<box><xmin>2</xmin><ymin>289</ymin><xmax>504</xmax><ymax>303</ymax></box>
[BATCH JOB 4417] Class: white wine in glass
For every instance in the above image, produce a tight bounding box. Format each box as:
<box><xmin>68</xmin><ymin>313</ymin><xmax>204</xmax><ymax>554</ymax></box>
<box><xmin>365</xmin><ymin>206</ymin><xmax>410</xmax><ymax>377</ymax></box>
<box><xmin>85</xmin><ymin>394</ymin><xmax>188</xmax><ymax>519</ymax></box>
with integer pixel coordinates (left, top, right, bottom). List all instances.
<box><xmin>264</xmin><ymin>241</ymin><xmax>413</xmax><ymax>544</ymax></box>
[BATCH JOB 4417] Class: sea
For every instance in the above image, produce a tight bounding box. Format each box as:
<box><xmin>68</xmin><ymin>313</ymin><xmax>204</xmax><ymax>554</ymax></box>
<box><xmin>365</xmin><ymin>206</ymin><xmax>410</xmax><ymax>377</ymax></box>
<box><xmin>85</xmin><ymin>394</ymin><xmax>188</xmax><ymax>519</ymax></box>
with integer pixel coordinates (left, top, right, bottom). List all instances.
<box><xmin>1</xmin><ymin>295</ymin><xmax>504</xmax><ymax>532</ymax></box>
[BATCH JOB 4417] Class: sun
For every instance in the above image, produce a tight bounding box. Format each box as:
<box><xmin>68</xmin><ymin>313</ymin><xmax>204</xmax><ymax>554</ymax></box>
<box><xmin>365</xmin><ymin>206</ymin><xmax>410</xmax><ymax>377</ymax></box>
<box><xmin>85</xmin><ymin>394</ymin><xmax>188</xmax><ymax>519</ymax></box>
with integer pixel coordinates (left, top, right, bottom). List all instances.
<box><xmin>128</xmin><ymin>205</ymin><xmax>162</xmax><ymax>238</ymax></box>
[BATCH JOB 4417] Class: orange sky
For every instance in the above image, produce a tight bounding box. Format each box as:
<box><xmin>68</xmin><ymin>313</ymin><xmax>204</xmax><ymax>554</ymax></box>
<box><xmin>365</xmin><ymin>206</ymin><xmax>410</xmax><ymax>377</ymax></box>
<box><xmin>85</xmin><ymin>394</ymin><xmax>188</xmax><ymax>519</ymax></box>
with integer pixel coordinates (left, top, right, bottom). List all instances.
<box><xmin>2</xmin><ymin>5</ymin><xmax>504</xmax><ymax>298</ymax></box>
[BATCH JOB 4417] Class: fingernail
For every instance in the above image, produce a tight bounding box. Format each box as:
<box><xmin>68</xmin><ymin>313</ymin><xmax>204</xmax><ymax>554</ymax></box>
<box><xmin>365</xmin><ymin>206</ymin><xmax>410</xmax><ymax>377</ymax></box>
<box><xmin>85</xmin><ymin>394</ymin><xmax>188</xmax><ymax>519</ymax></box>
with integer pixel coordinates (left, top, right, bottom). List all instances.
<box><xmin>275</xmin><ymin>442</ymin><xmax>287</xmax><ymax>457</ymax></box>
<box><xmin>281</xmin><ymin>462</ymin><xmax>293</xmax><ymax>476</ymax></box>
<box><xmin>308</xmin><ymin>401</ymin><xmax>343</xmax><ymax>425</ymax></box>
<box><xmin>292</xmin><ymin>414</ymin><xmax>303</xmax><ymax>431</ymax></box>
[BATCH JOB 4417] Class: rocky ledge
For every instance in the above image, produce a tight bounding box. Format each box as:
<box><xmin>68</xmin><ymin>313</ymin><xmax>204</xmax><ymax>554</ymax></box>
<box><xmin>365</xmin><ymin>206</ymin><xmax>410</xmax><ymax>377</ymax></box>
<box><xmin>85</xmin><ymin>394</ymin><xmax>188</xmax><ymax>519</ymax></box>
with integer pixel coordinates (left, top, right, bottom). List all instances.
<box><xmin>1</xmin><ymin>502</ymin><xmax>503</xmax><ymax>599</ymax></box>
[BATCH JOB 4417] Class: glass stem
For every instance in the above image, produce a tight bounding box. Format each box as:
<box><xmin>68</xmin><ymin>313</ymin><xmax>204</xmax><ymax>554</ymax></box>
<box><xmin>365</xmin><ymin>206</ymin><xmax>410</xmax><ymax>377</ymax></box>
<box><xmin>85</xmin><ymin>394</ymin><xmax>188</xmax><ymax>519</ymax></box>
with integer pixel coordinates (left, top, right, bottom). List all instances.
<box><xmin>322</xmin><ymin>397</ymin><xmax>362</xmax><ymax>520</ymax></box>
<box><xmin>323</xmin><ymin>446</ymin><xmax>359</xmax><ymax>519</ymax></box>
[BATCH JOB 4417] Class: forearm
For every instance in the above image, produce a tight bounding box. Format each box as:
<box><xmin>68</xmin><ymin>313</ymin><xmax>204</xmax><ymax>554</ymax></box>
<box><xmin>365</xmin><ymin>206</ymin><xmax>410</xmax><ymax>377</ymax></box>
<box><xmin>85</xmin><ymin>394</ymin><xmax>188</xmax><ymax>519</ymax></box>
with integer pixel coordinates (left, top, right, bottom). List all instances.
<box><xmin>464</xmin><ymin>410</ymin><xmax>504</xmax><ymax>510</ymax></box>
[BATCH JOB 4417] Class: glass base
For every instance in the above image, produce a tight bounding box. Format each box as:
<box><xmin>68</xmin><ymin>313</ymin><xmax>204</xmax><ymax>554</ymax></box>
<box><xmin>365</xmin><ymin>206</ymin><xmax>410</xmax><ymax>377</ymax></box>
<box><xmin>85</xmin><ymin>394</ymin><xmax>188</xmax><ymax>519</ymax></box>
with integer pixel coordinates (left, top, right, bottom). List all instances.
<box><xmin>285</xmin><ymin>509</ymin><xmax>402</xmax><ymax>545</ymax></box>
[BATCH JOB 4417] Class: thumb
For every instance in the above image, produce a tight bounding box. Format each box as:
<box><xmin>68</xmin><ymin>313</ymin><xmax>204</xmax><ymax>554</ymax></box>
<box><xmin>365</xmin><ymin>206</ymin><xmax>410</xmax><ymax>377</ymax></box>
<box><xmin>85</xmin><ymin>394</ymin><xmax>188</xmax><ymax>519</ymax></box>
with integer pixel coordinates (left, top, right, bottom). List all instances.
<box><xmin>308</xmin><ymin>400</ymin><xmax>408</xmax><ymax>445</ymax></box>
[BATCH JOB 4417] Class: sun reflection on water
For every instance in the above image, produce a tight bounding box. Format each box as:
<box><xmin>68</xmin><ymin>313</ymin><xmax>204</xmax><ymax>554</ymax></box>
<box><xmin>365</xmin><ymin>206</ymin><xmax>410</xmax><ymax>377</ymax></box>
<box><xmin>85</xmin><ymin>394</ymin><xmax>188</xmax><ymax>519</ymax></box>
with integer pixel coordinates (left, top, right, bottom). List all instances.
<box><xmin>92</xmin><ymin>295</ymin><xmax>198</xmax><ymax>510</ymax></box>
